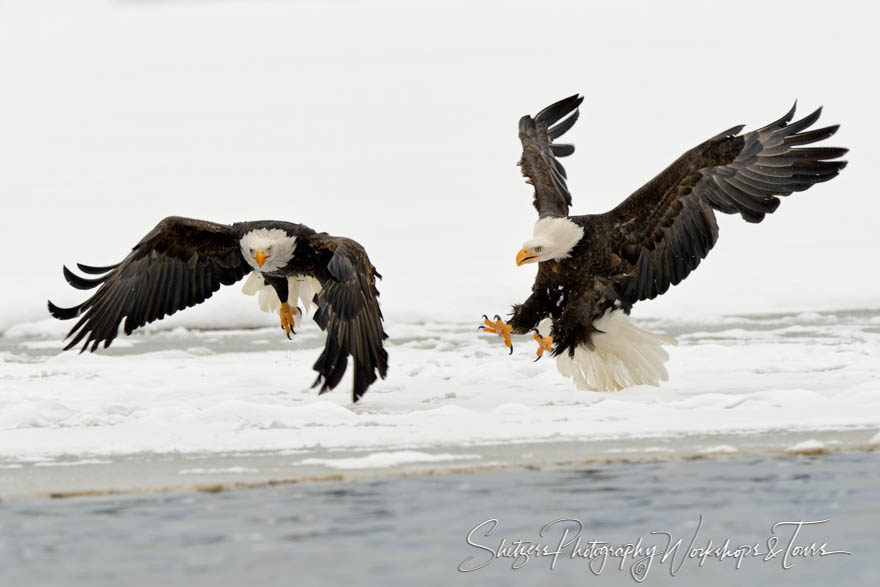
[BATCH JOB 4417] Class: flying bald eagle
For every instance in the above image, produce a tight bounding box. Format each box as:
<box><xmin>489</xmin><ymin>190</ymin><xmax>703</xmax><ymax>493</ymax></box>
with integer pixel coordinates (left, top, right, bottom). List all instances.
<box><xmin>48</xmin><ymin>217</ymin><xmax>388</xmax><ymax>401</ymax></box>
<box><xmin>481</xmin><ymin>95</ymin><xmax>847</xmax><ymax>391</ymax></box>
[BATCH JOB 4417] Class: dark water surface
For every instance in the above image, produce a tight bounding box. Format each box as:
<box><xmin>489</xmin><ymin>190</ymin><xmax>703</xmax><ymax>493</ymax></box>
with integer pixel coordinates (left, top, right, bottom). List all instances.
<box><xmin>2</xmin><ymin>451</ymin><xmax>878</xmax><ymax>586</ymax></box>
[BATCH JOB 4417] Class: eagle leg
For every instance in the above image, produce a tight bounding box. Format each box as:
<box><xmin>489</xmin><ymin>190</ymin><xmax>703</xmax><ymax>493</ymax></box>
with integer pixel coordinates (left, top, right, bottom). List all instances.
<box><xmin>532</xmin><ymin>331</ymin><xmax>554</xmax><ymax>362</ymax></box>
<box><xmin>479</xmin><ymin>314</ymin><xmax>514</xmax><ymax>354</ymax></box>
<box><xmin>279</xmin><ymin>302</ymin><xmax>301</xmax><ymax>339</ymax></box>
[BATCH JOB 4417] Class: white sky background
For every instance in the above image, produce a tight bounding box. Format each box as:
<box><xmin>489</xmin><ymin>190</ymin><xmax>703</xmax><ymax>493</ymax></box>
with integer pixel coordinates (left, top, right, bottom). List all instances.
<box><xmin>1</xmin><ymin>0</ymin><xmax>878</xmax><ymax>332</ymax></box>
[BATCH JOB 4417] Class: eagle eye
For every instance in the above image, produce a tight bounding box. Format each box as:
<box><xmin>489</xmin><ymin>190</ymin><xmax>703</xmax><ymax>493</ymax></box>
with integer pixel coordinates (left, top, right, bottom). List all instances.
<box><xmin>534</xmin><ymin>246</ymin><xmax>544</xmax><ymax>253</ymax></box>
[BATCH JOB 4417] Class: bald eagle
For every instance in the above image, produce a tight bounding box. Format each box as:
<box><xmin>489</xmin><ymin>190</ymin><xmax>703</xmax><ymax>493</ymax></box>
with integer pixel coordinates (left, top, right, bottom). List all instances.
<box><xmin>48</xmin><ymin>217</ymin><xmax>388</xmax><ymax>401</ymax></box>
<box><xmin>481</xmin><ymin>95</ymin><xmax>847</xmax><ymax>391</ymax></box>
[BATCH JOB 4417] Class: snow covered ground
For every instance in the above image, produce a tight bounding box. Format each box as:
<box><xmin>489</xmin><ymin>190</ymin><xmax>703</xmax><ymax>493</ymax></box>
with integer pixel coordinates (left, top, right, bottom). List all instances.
<box><xmin>2</xmin><ymin>308</ymin><xmax>878</xmax><ymax>470</ymax></box>
<box><xmin>1</xmin><ymin>1</ymin><xmax>879</xmax><ymax>497</ymax></box>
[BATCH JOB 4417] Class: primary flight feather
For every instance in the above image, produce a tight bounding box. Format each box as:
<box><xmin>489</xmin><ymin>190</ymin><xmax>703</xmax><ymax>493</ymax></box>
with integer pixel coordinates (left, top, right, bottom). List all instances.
<box><xmin>481</xmin><ymin>95</ymin><xmax>847</xmax><ymax>391</ymax></box>
<box><xmin>49</xmin><ymin>217</ymin><xmax>388</xmax><ymax>401</ymax></box>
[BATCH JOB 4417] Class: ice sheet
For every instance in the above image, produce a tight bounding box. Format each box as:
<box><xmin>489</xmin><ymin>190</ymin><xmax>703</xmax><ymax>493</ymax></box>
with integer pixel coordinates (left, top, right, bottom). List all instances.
<box><xmin>1</xmin><ymin>310</ymin><xmax>878</xmax><ymax>464</ymax></box>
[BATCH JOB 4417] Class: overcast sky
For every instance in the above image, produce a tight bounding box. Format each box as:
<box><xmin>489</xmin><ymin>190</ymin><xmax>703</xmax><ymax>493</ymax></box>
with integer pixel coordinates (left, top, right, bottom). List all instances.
<box><xmin>1</xmin><ymin>0</ymin><xmax>877</xmax><ymax>331</ymax></box>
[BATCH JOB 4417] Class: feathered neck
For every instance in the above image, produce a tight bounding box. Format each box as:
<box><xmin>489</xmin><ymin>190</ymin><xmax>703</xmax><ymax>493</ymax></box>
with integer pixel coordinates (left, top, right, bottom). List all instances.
<box><xmin>240</xmin><ymin>228</ymin><xmax>297</xmax><ymax>272</ymax></box>
<box><xmin>533</xmin><ymin>217</ymin><xmax>584</xmax><ymax>260</ymax></box>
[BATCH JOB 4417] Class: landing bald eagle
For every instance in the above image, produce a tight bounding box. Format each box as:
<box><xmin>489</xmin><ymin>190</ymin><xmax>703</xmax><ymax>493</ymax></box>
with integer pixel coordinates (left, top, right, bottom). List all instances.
<box><xmin>48</xmin><ymin>217</ymin><xmax>388</xmax><ymax>401</ymax></box>
<box><xmin>481</xmin><ymin>95</ymin><xmax>847</xmax><ymax>391</ymax></box>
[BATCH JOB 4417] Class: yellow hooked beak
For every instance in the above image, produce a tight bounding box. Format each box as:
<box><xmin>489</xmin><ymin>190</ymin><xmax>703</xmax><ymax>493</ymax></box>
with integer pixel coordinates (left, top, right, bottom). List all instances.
<box><xmin>256</xmin><ymin>249</ymin><xmax>268</xmax><ymax>268</ymax></box>
<box><xmin>516</xmin><ymin>248</ymin><xmax>538</xmax><ymax>266</ymax></box>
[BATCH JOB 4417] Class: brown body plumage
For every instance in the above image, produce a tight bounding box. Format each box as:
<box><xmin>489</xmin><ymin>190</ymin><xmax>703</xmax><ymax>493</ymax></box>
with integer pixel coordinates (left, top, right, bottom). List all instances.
<box><xmin>501</xmin><ymin>95</ymin><xmax>847</xmax><ymax>380</ymax></box>
<box><xmin>49</xmin><ymin>217</ymin><xmax>388</xmax><ymax>401</ymax></box>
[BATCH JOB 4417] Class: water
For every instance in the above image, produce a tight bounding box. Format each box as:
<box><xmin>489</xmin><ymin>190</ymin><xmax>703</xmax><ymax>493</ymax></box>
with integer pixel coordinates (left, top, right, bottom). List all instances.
<box><xmin>2</xmin><ymin>451</ymin><xmax>877</xmax><ymax>586</ymax></box>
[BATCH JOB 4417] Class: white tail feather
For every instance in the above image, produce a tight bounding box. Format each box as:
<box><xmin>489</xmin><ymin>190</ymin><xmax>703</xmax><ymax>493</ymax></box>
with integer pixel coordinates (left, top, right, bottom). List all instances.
<box><xmin>241</xmin><ymin>272</ymin><xmax>322</xmax><ymax>328</ymax></box>
<box><xmin>241</xmin><ymin>272</ymin><xmax>266</xmax><ymax>296</ymax></box>
<box><xmin>546</xmin><ymin>310</ymin><xmax>678</xmax><ymax>391</ymax></box>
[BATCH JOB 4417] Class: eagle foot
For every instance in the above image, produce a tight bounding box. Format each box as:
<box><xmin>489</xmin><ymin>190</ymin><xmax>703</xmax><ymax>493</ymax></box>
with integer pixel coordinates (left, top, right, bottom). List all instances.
<box><xmin>479</xmin><ymin>314</ymin><xmax>514</xmax><ymax>355</ymax></box>
<box><xmin>532</xmin><ymin>331</ymin><xmax>553</xmax><ymax>362</ymax></box>
<box><xmin>280</xmin><ymin>302</ymin><xmax>301</xmax><ymax>340</ymax></box>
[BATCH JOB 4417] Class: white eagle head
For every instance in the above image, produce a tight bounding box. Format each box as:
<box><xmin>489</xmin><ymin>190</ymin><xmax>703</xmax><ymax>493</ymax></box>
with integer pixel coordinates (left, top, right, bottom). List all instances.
<box><xmin>240</xmin><ymin>228</ymin><xmax>297</xmax><ymax>273</ymax></box>
<box><xmin>516</xmin><ymin>217</ymin><xmax>584</xmax><ymax>266</ymax></box>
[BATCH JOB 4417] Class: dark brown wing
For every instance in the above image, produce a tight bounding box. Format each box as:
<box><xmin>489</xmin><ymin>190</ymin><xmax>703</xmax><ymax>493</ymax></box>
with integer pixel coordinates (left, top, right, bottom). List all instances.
<box><xmin>601</xmin><ymin>103</ymin><xmax>847</xmax><ymax>306</ymax></box>
<box><xmin>48</xmin><ymin>216</ymin><xmax>249</xmax><ymax>351</ymax></box>
<box><xmin>518</xmin><ymin>94</ymin><xmax>584</xmax><ymax>218</ymax></box>
<box><xmin>309</xmin><ymin>236</ymin><xmax>388</xmax><ymax>402</ymax></box>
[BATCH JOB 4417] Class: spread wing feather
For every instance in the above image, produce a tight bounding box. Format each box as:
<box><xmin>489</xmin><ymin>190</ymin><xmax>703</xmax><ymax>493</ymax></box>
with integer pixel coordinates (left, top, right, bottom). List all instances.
<box><xmin>518</xmin><ymin>94</ymin><xmax>584</xmax><ymax>218</ymax></box>
<box><xmin>47</xmin><ymin>216</ymin><xmax>249</xmax><ymax>351</ymax></box>
<box><xmin>310</xmin><ymin>236</ymin><xmax>388</xmax><ymax>402</ymax></box>
<box><xmin>603</xmin><ymin>103</ymin><xmax>847</xmax><ymax>305</ymax></box>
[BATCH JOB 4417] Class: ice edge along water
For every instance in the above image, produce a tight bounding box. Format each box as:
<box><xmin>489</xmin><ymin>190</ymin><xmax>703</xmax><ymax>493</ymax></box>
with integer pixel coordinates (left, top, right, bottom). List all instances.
<box><xmin>1</xmin><ymin>309</ymin><xmax>879</xmax><ymax>464</ymax></box>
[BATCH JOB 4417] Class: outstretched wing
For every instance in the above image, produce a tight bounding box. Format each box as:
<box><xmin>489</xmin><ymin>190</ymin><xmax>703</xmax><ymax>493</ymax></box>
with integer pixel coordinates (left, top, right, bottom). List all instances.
<box><xmin>518</xmin><ymin>94</ymin><xmax>584</xmax><ymax>218</ymax></box>
<box><xmin>309</xmin><ymin>236</ymin><xmax>388</xmax><ymax>402</ymax></box>
<box><xmin>48</xmin><ymin>216</ymin><xmax>249</xmax><ymax>351</ymax></box>
<box><xmin>602</xmin><ymin>103</ymin><xmax>847</xmax><ymax>306</ymax></box>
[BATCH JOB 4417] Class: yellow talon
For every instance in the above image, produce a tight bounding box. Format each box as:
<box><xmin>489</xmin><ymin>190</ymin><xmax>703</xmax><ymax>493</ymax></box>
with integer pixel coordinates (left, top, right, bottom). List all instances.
<box><xmin>279</xmin><ymin>302</ymin><xmax>300</xmax><ymax>339</ymax></box>
<box><xmin>479</xmin><ymin>315</ymin><xmax>514</xmax><ymax>354</ymax></box>
<box><xmin>533</xmin><ymin>332</ymin><xmax>553</xmax><ymax>361</ymax></box>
